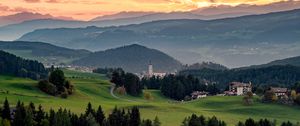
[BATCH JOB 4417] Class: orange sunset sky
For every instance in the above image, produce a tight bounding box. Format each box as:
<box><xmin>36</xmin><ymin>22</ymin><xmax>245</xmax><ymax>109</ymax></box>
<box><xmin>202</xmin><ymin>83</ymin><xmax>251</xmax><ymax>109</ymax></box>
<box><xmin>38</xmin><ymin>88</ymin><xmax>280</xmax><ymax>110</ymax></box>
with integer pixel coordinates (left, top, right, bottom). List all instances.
<box><xmin>0</xmin><ymin>0</ymin><xmax>294</xmax><ymax>20</ymax></box>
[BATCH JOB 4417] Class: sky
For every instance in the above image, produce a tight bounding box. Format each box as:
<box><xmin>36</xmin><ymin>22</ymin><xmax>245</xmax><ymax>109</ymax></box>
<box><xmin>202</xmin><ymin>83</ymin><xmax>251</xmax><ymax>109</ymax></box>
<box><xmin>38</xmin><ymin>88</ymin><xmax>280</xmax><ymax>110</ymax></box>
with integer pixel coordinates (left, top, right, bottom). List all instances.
<box><xmin>0</xmin><ymin>0</ymin><xmax>294</xmax><ymax>20</ymax></box>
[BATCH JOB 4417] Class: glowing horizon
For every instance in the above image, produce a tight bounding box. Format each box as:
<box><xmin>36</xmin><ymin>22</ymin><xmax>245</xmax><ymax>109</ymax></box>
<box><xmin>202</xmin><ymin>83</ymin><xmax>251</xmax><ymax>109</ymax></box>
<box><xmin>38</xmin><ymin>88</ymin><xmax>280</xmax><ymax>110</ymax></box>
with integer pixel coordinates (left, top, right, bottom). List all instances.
<box><xmin>0</xmin><ymin>0</ymin><xmax>297</xmax><ymax>20</ymax></box>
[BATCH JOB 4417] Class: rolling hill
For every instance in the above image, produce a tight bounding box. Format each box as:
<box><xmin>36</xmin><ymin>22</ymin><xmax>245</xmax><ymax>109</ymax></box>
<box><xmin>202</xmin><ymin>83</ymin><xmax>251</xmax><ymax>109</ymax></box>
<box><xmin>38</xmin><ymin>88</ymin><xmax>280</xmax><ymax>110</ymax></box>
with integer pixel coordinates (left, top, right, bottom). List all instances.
<box><xmin>1</xmin><ymin>70</ymin><xmax>300</xmax><ymax>126</ymax></box>
<box><xmin>72</xmin><ymin>44</ymin><xmax>182</xmax><ymax>73</ymax></box>
<box><xmin>0</xmin><ymin>41</ymin><xmax>91</xmax><ymax>65</ymax></box>
<box><xmin>18</xmin><ymin>9</ymin><xmax>300</xmax><ymax>67</ymax></box>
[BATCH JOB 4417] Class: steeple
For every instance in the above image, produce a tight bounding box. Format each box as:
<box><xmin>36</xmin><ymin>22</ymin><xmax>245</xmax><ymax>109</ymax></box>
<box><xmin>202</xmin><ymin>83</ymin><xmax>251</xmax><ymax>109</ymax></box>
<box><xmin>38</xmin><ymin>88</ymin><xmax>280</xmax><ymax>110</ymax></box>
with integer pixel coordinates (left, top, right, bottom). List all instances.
<box><xmin>148</xmin><ymin>61</ymin><xmax>153</xmax><ymax>76</ymax></box>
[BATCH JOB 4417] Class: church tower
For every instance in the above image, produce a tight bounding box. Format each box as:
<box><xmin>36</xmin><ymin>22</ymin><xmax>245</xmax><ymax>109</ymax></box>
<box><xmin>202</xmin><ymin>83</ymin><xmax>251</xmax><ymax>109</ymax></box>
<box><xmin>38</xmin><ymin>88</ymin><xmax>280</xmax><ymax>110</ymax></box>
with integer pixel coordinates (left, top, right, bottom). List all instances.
<box><xmin>148</xmin><ymin>61</ymin><xmax>153</xmax><ymax>76</ymax></box>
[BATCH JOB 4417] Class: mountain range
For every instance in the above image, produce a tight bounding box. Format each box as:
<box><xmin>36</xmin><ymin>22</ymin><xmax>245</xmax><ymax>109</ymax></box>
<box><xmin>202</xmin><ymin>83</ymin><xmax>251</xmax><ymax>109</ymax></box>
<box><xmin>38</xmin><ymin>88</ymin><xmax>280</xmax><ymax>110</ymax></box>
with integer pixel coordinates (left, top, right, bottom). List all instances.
<box><xmin>18</xmin><ymin>9</ymin><xmax>300</xmax><ymax>68</ymax></box>
<box><xmin>0</xmin><ymin>12</ymin><xmax>73</xmax><ymax>27</ymax></box>
<box><xmin>1</xmin><ymin>0</ymin><xmax>300</xmax><ymax>41</ymax></box>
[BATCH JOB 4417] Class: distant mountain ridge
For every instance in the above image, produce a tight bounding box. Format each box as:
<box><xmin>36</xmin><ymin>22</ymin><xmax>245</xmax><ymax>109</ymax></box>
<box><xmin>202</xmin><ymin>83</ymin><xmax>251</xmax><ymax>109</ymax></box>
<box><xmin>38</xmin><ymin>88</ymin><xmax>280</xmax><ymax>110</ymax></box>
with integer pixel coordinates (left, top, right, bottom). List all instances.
<box><xmin>72</xmin><ymin>44</ymin><xmax>182</xmax><ymax>73</ymax></box>
<box><xmin>0</xmin><ymin>12</ymin><xmax>73</xmax><ymax>27</ymax></box>
<box><xmin>18</xmin><ymin>9</ymin><xmax>300</xmax><ymax>67</ymax></box>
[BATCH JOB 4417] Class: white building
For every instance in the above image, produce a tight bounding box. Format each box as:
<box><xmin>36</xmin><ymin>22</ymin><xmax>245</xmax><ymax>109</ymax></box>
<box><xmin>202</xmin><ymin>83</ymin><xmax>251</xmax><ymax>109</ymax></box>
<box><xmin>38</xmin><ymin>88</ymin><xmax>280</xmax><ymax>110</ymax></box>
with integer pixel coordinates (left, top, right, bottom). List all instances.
<box><xmin>142</xmin><ymin>62</ymin><xmax>167</xmax><ymax>78</ymax></box>
<box><xmin>228</xmin><ymin>82</ymin><xmax>252</xmax><ymax>96</ymax></box>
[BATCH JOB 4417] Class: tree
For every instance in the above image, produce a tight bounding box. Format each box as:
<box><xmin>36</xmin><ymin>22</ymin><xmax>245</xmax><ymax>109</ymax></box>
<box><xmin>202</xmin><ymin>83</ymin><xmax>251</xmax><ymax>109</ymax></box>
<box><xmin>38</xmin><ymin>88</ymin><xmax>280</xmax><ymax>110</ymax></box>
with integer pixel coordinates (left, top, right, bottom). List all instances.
<box><xmin>96</xmin><ymin>106</ymin><xmax>105</xmax><ymax>125</ymax></box>
<box><xmin>291</xmin><ymin>90</ymin><xmax>297</xmax><ymax>100</ymax></box>
<box><xmin>85</xmin><ymin>102</ymin><xmax>95</xmax><ymax>117</ymax></box>
<box><xmin>2</xmin><ymin>98</ymin><xmax>10</xmax><ymax>120</ymax></box>
<box><xmin>245</xmin><ymin>118</ymin><xmax>256</xmax><ymax>126</ymax></box>
<box><xmin>36</xmin><ymin>105</ymin><xmax>45</xmax><ymax>126</ymax></box>
<box><xmin>13</xmin><ymin>101</ymin><xmax>26</xmax><ymax>126</ymax></box>
<box><xmin>263</xmin><ymin>90</ymin><xmax>277</xmax><ymax>102</ymax></box>
<box><xmin>49</xmin><ymin>69</ymin><xmax>66</xmax><ymax>92</ymax></box>
<box><xmin>124</xmin><ymin>73</ymin><xmax>142</xmax><ymax>96</ymax></box>
<box><xmin>153</xmin><ymin>116</ymin><xmax>161</xmax><ymax>126</ymax></box>
<box><xmin>294</xmin><ymin>82</ymin><xmax>300</xmax><ymax>93</ymax></box>
<box><xmin>243</xmin><ymin>92</ymin><xmax>254</xmax><ymax>105</ymax></box>
<box><xmin>141</xmin><ymin>119</ymin><xmax>152</xmax><ymax>126</ymax></box>
<box><xmin>86</xmin><ymin>114</ymin><xmax>99</xmax><ymax>126</ymax></box>
<box><xmin>295</xmin><ymin>94</ymin><xmax>300</xmax><ymax>105</ymax></box>
<box><xmin>129</xmin><ymin>107</ymin><xmax>141</xmax><ymax>126</ymax></box>
<box><xmin>281</xmin><ymin>121</ymin><xmax>293</xmax><ymax>126</ymax></box>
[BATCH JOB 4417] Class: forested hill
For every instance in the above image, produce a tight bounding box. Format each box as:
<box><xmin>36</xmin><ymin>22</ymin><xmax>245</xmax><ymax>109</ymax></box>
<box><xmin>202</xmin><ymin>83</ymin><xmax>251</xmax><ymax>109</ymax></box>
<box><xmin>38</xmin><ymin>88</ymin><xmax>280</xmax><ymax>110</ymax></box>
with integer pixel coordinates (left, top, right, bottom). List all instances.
<box><xmin>0</xmin><ymin>41</ymin><xmax>91</xmax><ymax>58</ymax></box>
<box><xmin>240</xmin><ymin>55</ymin><xmax>300</xmax><ymax>69</ymax></box>
<box><xmin>268</xmin><ymin>56</ymin><xmax>300</xmax><ymax>66</ymax></box>
<box><xmin>182</xmin><ymin>62</ymin><xmax>228</xmax><ymax>71</ymax></box>
<box><xmin>179</xmin><ymin>65</ymin><xmax>300</xmax><ymax>89</ymax></box>
<box><xmin>72</xmin><ymin>44</ymin><xmax>182</xmax><ymax>73</ymax></box>
<box><xmin>0</xmin><ymin>50</ymin><xmax>48</xmax><ymax>80</ymax></box>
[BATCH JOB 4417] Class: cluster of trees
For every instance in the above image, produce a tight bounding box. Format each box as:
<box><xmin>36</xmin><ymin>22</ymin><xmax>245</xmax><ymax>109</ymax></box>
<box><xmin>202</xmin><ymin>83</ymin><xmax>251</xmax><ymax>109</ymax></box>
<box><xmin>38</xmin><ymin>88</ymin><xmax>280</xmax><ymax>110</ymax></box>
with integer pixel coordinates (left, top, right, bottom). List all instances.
<box><xmin>93</xmin><ymin>68</ymin><xmax>123</xmax><ymax>78</ymax></box>
<box><xmin>237</xmin><ymin>118</ymin><xmax>297</xmax><ymax>126</ymax></box>
<box><xmin>0</xmin><ymin>98</ymin><xmax>161</xmax><ymax>126</ymax></box>
<box><xmin>111</xmin><ymin>70</ymin><xmax>142</xmax><ymax>96</ymax></box>
<box><xmin>38</xmin><ymin>69</ymin><xmax>74</xmax><ymax>98</ymax></box>
<box><xmin>182</xmin><ymin>114</ymin><xmax>298</xmax><ymax>126</ymax></box>
<box><xmin>179</xmin><ymin>65</ymin><xmax>300</xmax><ymax>89</ymax></box>
<box><xmin>142</xmin><ymin>75</ymin><xmax>219</xmax><ymax>100</ymax></box>
<box><xmin>0</xmin><ymin>50</ymin><xmax>48</xmax><ymax>80</ymax></box>
<box><xmin>181</xmin><ymin>114</ymin><xmax>226</xmax><ymax>126</ymax></box>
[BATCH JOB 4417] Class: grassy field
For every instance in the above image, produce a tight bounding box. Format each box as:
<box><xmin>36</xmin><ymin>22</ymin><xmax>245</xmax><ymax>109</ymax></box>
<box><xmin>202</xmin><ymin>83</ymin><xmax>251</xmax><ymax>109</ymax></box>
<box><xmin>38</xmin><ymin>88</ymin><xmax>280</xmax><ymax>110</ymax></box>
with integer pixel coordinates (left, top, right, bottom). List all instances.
<box><xmin>0</xmin><ymin>70</ymin><xmax>300</xmax><ymax>126</ymax></box>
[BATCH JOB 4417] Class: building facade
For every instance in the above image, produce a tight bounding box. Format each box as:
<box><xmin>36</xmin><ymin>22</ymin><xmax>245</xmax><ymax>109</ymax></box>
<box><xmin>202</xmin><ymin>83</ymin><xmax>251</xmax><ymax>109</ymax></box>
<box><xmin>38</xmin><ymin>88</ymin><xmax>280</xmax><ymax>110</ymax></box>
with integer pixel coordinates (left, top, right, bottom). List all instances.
<box><xmin>228</xmin><ymin>82</ymin><xmax>252</xmax><ymax>95</ymax></box>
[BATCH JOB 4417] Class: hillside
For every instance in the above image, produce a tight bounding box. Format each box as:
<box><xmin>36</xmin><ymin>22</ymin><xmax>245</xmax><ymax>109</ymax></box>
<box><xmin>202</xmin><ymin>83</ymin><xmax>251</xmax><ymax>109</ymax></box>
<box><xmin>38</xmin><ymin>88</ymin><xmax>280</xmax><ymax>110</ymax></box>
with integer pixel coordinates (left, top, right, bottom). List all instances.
<box><xmin>0</xmin><ymin>50</ymin><xmax>48</xmax><ymax>79</ymax></box>
<box><xmin>72</xmin><ymin>44</ymin><xmax>182</xmax><ymax>73</ymax></box>
<box><xmin>18</xmin><ymin>9</ymin><xmax>300</xmax><ymax>67</ymax></box>
<box><xmin>1</xmin><ymin>70</ymin><xmax>300</xmax><ymax>126</ymax></box>
<box><xmin>240</xmin><ymin>55</ymin><xmax>300</xmax><ymax>69</ymax></box>
<box><xmin>0</xmin><ymin>41</ymin><xmax>91</xmax><ymax>65</ymax></box>
<box><xmin>179</xmin><ymin>65</ymin><xmax>300</xmax><ymax>89</ymax></box>
<box><xmin>183</xmin><ymin>62</ymin><xmax>228</xmax><ymax>71</ymax></box>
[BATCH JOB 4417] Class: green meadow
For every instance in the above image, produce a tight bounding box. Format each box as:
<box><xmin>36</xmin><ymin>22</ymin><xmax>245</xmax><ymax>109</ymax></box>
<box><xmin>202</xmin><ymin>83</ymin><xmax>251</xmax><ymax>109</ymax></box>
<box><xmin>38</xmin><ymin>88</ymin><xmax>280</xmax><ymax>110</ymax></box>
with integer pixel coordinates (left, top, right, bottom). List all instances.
<box><xmin>0</xmin><ymin>70</ymin><xmax>300</xmax><ymax>126</ymax></box>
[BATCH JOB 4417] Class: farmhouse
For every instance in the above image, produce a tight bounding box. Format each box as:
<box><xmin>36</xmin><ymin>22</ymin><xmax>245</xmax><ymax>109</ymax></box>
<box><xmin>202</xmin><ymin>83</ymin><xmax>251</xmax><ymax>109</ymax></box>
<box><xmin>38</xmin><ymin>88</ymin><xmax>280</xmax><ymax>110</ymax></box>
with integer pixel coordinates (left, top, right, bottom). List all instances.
<box><xmin>227</xmin><ymin>82</ymin><xmax>252</xmax><ymax>95</ymax></box>
<box><xmin>191</xmin><ymin>91</ymin><xmax>208</xmax><ymax>99</ymax></box>
<box><xmin>270</xmin><ymin>87</ymin><xmax>288</xmax><ymax>97</ymax></box>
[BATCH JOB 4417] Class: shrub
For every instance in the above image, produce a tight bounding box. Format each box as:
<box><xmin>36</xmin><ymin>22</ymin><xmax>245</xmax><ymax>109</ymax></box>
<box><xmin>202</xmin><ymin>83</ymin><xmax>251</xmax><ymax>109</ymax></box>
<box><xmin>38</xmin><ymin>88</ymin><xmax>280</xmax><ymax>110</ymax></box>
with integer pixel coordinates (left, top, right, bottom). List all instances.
<box><xmin>116</xmin><ymin>86</ymin><xmax>126</xmax><ymax>95</ymax></box>
<box><xmin>144</xmin><ymin>91</ymin><xmax>154</xmax><ymax>101</ymax></box>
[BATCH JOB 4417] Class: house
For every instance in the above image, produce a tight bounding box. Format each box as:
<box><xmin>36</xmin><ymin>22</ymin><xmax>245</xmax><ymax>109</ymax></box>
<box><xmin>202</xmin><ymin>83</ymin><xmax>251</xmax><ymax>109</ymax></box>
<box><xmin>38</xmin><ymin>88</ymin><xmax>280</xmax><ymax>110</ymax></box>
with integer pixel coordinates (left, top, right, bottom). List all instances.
<box><xmin>191</xmin><ymin>91</ymin><xmax>208</xmax><ymax>99</ymax></box>
<box><xmin>270</xmin><ymin>87</ymin><xmax>288</xmax><ymax>97</ymax></box>
<box><xmin>228</xmin><ymin>82</ymin><xmax>252</xmax><ymax>95</ymax></box>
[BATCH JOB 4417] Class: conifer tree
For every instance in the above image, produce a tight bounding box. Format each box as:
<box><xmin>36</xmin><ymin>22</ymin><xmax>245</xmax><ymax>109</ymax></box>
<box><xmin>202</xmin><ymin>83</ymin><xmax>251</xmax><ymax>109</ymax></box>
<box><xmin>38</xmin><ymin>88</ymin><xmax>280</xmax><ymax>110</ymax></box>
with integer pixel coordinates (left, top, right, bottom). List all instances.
<box><xmin>85</xmin><ymin>102</ymin><xmax>95</xmax><ymax>117</ymax></box>
<box><xmin>153</xmin><ymin>116</ymin><xmax>161</xmax><ymax>126</ymax></box>
<box><xmin>36</xmin><ymin>105</ymin><xmax>45</xmax><ymax>126</ymax></box>
<box><xmin>96</xmin><ymin>106</ymin><xmax>105</xmax><ymax>125</ymax></box>
<box><xmin>129</xmin><ymin>107</ymin><xmax>141</xmax><ymax>126</ymax></box>
<box><xmin>1</xmin><ymin>98</ymin><xmax>10</xmax><ymax>120</ymax></box>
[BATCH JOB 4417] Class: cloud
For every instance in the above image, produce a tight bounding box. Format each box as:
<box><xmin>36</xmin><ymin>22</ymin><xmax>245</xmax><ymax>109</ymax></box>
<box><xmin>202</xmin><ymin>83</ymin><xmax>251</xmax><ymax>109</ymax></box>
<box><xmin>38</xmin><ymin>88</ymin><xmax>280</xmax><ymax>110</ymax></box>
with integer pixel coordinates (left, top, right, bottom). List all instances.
<box><xmin>24</xmin><ymin>0</ymin><xmax>41</xmax><ymax>3</ymax></box>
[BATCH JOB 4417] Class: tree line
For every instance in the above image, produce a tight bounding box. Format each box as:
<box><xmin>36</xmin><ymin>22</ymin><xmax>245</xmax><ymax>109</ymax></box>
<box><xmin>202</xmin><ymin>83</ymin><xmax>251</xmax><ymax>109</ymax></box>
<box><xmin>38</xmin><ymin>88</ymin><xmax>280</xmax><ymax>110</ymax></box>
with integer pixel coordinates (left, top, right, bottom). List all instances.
<box><xmin>182</xmin><ymin>114</ymin><xmax>298</xmax><ymax>126</ymax></box>
<box><xmin>179</xmin><ymin>65</ymin><xmax>300</xmax><ymax>89</ymax></box>
<box><xmin>0</xmin><ymin>98</ymin><xmax>161</xmax><ymax>126</ymax></box>
<box><xmin>0</xmin><ymin>50</ymin><xmax>48</xmax><ymax>80</ymax></box>
<box><xmin>142</xmin><ymin>75</ymin><xmax>219</xmax><ymax>100</ymax></box>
